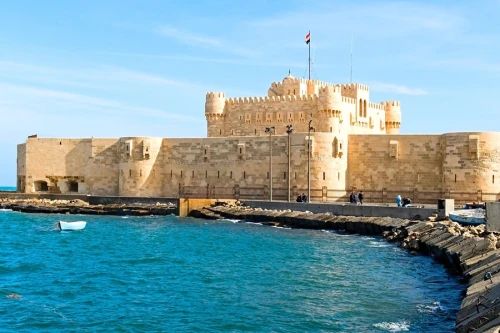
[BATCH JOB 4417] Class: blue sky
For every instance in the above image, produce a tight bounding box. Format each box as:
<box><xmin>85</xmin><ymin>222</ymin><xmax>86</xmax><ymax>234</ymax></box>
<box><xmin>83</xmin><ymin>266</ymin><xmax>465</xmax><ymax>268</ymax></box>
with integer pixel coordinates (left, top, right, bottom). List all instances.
<box><xmin>0</xmin><ymin>0</ymin><xmax>499</xmax><ymax>186</ymax></box>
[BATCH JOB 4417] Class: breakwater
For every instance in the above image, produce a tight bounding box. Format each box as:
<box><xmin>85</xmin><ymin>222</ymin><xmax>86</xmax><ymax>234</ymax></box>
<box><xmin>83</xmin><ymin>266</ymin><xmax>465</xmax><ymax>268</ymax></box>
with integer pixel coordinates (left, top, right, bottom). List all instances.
<box><xmin>189</xmin><ymin>203</ymin><xmax>500</xmax><ymax>332</ymax></box>
<box><xmin>0</xmin><ymin>198</ymin><xmax>177</xmax><ymax>216</ymax></box>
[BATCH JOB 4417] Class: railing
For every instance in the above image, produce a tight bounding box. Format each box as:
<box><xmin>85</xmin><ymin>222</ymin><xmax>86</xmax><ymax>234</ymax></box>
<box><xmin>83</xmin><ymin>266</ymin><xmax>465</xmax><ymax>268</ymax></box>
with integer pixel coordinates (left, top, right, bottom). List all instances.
<box><xmin>177</xmin><ymin>185</ymin><xmax>500</xmax><ymax>204</ymax></box>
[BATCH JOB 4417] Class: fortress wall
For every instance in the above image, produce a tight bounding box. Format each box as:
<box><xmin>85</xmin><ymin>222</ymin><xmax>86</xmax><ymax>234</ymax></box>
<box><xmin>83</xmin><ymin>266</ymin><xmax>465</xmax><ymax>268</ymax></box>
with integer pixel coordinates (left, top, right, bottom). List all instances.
<box><xmin>114</xmin><ymin>133</ymin><xmax>342</xmax><ymax>198</ymax></box>
<box><xmin>348</xmin><ymin>135</ymin><xmax>443</xmax><ymax>193</ymax></box>
<box><xmin>23</xmin><ymin>138</ymin><xmax>91</xmax><ymax>193</ymax></box>
<box><xmin>22</xmin><ymin>138</ymin><xmax>119</xmax><ymax>195</ymax></box>
<box><xmin>224</xmin><ymin>96</ymin><xmax>318</xmax><ymax>136</ymax></box>
<box><xmin>442</xmin><ymin>132</ymin><xmax>500</xmax><ymax>200</ymax></box>
<box><xmin>86</xmin><ymin>139</ymin><xmax>120</xmax><ymax>196</ymax></box>
<box><xmin>17</xmin><ymin>143</ymin><xmax>26</xmax><ymax>192</ymax></box>
<box><xmin>118</xmin><ymin>137</ymin><xmax>164</xmax><ymax>197</ymax></box>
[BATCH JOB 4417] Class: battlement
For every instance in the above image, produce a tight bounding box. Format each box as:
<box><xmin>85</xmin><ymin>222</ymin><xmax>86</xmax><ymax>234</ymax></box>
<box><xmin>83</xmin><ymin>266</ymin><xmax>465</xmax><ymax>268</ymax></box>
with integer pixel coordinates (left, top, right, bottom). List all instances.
<box><xmin>342</xmin><ymin>96</ymin><xmax>356</xmax><ymax>104</ymax></box>
<box><xmin>381</xmin><ymin>101</ymin><xmax>401</xmax><ymax>107</ymax></box>
<box><xmin>206</xmin><ymin>92</ymin><xmax>226</xmax><ymax>98</ymax></box>
<box><xmin>341</xmin><ymin>83</ymin><xmax>369</xmax><ymax>91</ymax></box>
<box><xmin>226</xmin><ymin>94</ymin><xmax>318</xmax><ymax>105</ymax></box>
<box><xmin>319</xmin><ymin>85</ymin><xmax>342</xmax><ymax>94</ymax></box>
<box><xmin>368</xmin><ymin>102</ymin><xmax>385</xmax><ymax>111</ymax></box>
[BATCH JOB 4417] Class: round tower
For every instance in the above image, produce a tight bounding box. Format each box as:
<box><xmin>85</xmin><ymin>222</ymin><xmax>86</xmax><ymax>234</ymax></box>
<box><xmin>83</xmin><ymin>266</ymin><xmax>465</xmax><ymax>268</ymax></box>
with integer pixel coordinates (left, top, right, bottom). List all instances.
<box><xmin>205</xmin><ymin>92</ymin><xmax>226</xmax><ymax>137</ymax></box>
<box><xmin>383</xmin><ymin>101</ymin><xmax>401</xmax><ymax>134</ymax></box>
<box><xmin>318</xmin><ymin>85</ymin><xmax>343</xmax><ymax>133</ymax></box>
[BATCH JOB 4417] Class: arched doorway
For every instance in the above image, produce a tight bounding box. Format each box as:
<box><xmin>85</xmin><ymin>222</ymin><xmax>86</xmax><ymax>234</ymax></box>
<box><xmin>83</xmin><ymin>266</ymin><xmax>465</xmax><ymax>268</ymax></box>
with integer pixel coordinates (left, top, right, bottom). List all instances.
<box><xmin>67</xmin><ymin>181</ymin><xmax>78</xmax><ymax>193</ymax></box>
<box><xmin>34</xmin><ymin>180</ymin><xmax>48</xmax><ymax>192</ymax></box>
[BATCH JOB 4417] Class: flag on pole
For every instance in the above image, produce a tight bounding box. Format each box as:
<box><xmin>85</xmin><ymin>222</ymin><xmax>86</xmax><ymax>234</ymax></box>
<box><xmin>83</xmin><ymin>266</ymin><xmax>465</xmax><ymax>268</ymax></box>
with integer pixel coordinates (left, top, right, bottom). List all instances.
<box><xmin>305</xmin><ymin>32</ymin><xmax>310</xmax><ymax>44</ymax></box>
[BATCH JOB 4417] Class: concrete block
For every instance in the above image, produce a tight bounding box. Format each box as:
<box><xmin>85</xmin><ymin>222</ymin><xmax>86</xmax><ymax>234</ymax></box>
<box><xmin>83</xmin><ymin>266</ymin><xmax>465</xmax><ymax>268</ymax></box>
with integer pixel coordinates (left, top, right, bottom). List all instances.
<box><xmin>437</xmin><ymin>198</ymin><xmax>454</xmax><ymax>219</ymax></box>
<box><xmin>486</xmin><ymin>202</ymin><xmax>500</xmax><ymax>232</ymax></box>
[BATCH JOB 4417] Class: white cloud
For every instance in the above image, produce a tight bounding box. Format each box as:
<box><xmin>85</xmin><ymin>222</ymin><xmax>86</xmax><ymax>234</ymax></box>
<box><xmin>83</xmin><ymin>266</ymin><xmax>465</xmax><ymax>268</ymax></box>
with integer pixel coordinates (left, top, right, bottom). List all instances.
<box><xmin>154</xmin><ymin>25</ymin><xmax>260</xmax><ymax>58</ymax></box>
<box><xmin>0</xmin><ymin>83</ymin><xmax>201</xmax><ymax>122</ymax></box>
<box><xmin>369</xmin><ymin>82</ymin><xmax>428</xmax><ymax>95</ymax></box>
<box><xmin>156</xmin><ymin>25</ymin><xmax>222</xmax><ymax>47</ymax></box>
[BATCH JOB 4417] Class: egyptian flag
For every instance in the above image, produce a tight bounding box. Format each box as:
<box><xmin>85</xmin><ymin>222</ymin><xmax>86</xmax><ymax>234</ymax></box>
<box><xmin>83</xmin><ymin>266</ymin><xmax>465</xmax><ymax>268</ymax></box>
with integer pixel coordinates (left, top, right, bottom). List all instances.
<box><xmin>305</xmin><ymin>32</ymin><xmax>310</xmax><ymax>44</ymax></box>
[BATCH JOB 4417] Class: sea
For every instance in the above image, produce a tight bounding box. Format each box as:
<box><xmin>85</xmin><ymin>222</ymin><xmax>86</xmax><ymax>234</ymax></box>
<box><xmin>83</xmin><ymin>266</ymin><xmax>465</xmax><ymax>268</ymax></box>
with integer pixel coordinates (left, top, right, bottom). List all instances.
<box><xmin>0</xmin><ymin>210</ymin><xmax>464</xmax><ymax>332</ymax></box>
<box><xmin>0</xmin><ymin>186</ymin><xmax>16</xmax><ymax>191</ymax></box>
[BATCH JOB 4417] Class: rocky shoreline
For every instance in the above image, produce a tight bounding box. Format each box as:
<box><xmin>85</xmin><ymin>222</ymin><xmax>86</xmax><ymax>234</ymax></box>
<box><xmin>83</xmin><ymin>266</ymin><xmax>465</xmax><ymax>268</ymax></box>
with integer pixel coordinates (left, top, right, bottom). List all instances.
<box><xmin>190</xmin><ymin>203</ymin><xmax>500</xmax><ymax>333</ymax></box>
<box><xmin>0</xmin><ymin>198</ymin><xmax>177</xmax><ymax>216</ymax></box>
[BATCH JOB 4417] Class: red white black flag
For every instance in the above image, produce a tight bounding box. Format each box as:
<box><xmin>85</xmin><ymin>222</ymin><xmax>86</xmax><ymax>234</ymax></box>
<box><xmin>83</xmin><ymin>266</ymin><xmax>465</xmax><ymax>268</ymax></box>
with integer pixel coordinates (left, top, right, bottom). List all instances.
<box><xmin>305</xmin><ymin>32</ymin><xmax>310</xmax><ymax>44</ymax></box>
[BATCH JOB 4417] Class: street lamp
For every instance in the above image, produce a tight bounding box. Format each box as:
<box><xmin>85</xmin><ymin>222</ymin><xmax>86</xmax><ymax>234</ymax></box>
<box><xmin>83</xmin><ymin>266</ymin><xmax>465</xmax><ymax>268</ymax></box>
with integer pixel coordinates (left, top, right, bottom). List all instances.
<box><xmin>286</xmin><ymin>124</ymin><xmax>293</xmax><ymax>202</ymax></box>
<box><xmin>307</xmin><ymin>120</ymin><xmax>313</xmax><ymax>203</ymax></box>
<box><xmin>265</xmin><ymin>126</ymin><xmax>275</xmax><ymax>201</ymax></box>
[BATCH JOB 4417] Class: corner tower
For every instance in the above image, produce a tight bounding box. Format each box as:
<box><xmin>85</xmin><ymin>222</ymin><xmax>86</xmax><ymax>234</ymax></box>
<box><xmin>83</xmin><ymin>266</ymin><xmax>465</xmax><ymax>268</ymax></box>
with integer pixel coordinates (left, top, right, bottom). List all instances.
<box><xmin>205</xmin><ymin>92</ymin><xmax>226</xmax><ymax>137</ymax></box>
<box><xmin>383</xmin><ymin>101</ymin><xmax>401</xmax><ymax>134</ymax></box>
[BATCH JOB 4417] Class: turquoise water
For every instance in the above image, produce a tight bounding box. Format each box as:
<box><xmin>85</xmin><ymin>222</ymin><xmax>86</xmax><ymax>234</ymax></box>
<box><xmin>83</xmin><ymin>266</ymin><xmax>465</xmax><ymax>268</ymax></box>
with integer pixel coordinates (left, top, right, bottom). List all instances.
<box><xmin>0</xmin><ymin>211</ymin><xmax>463</xmax><ymax>332</ymax></box>
<box><xmin>0</xmin><ymin>186</ymin><xmax>16</xmax><ymax>191</ymax></box>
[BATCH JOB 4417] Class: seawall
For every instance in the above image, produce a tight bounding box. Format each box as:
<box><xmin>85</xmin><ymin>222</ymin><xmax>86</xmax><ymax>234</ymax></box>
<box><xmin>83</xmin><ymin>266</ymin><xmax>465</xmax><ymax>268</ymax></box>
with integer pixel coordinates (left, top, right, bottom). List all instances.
<box><xmin>189</xmin><ymin>203</ymin><xmax>500</xmax><ymax>332</ymax></box>
<box><xmin>240</xmin><ymin>200</ymin><xmax>437</xmax><ymax>220</ymax></box>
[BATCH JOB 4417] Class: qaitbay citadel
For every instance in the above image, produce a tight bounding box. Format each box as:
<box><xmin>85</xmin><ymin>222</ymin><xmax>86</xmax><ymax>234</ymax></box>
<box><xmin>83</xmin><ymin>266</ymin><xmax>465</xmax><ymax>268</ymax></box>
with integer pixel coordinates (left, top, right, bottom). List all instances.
<box><xmin>16</xmin><ymin>74</ymin><xmax>500</xmax><ymax>203</ymax></box>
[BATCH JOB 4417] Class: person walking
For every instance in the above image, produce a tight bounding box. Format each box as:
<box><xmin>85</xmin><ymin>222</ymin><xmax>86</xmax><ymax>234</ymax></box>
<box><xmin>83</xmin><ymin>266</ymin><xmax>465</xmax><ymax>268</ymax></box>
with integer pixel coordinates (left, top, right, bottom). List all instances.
<box><xmin>358</xmin><ymin>191</ymin><xmax>364</xmax><ymax>205</ymax></box>
<box><xmin>396</xmin><ymin>194</ymin><xmax>402</xmax><ymax>207</ymax></box>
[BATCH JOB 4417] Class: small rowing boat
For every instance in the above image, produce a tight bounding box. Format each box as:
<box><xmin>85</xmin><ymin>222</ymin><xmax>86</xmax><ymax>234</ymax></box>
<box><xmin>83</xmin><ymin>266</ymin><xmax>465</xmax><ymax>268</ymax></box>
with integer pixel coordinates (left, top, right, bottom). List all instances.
<box><xmin>57</xmin><ymin>220</ymin><xmax>87</xmax><ymax>231</ymax></box>
<box><xmin>449</xmin><ymin>209</ymin><xmax>485</xmax><ymax>226</ymax></box>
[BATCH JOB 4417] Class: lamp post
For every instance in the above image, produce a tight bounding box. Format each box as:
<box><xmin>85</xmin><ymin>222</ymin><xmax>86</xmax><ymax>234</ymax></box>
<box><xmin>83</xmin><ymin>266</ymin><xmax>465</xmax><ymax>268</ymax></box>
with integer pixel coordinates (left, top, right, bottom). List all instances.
<box><xmin>307</xmin><ymin>120</ymin><xmax>313</xmax><ymax>203</ymax></box>
<box><xmin>286</xmin><ymin>124</ymin><xmax>293</xmax><ymax>202</ymax></box>
<box><xmin>265</xmin><ymin>126</ymin><xmax>275</xmax><ymax>201</ymax></box>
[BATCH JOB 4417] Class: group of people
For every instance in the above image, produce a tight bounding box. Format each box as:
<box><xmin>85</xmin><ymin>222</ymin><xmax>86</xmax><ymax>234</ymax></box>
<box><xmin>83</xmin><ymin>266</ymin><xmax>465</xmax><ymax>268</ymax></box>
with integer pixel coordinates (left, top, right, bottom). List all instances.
<box><xmin>349</xmin><ymin>191</ymin><xmax>364</xmax><ymax>205</ymax></box>
<box><xmin>296</xmin><ymin>193</ymin><xmax>308</xmax><ymax>202</ymax></box>
<box><xmin>396</xmin><ymin>195</ymin><xmax>412</xmax><ymax>207</ymax></box>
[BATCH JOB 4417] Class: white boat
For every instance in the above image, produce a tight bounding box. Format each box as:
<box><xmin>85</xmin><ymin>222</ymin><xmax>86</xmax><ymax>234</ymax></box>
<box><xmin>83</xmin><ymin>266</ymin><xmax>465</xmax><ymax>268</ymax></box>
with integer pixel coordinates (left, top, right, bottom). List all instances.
<box><xmin>449</xmin><ymin>209</ymin><xmax>485</xmax><ymax>225</ymax></box>
<box><xmin>57</xmin><ymin>220</ymin><xmax>87</xmax><ymax>231</ymax></box>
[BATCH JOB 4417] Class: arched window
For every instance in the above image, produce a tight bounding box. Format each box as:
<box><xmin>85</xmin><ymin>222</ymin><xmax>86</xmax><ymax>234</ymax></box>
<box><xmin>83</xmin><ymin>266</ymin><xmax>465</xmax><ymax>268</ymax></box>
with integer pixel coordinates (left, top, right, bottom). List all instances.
<box><xmin>364</xmin><ymin>100</ymin><xmax>367</xmax><ymax>117</ymax></box>
<box><xmin>359</xmin><ymin>98</ymin><xmax>363</xmax><ymax>116</ymax></box>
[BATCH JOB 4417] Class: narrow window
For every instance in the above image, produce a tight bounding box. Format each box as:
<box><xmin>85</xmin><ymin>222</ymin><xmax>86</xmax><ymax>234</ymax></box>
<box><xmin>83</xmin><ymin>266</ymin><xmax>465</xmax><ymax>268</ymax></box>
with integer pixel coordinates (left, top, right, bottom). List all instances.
<box><xmin>192</xmin><ymin>170</ymin><xmax>195</xmax><ymax>178</ymax></box>
<box><xmin>267</xmin><ymin>172</ymin><xmax>269</xmax><ymax>179</ymax></box>
<box><xmin>204</xmin><ymin>149</ymin><xmax>207</xmax><ymax>154</ymax></box>
<box><xmin>295</xmin><ymin>172</ymin><xmax>297</xmax><ymax>179</ymax></box>
<box><xmin>205</xmin><ymin>170</ymin><xmax>208</xmax><ymax>178</ymax></box>
<box><xmin>239</xmin><ymin>148</ymin><xmax>242</xmax><ymax>154</ymax></box>
<box><xmin>284</xmin><ymin>172</ymin><xmax>286</xmax><ymax>179</ymax></box>
<box><xmin>359</xmin><ymin>98</ymin><xmax>363</xmax><ymax>116</ymax></box>
<box><xmin>220</xmin><ymin>129</ymin><xmax>222</xmax><ymax>135</ymax></box>
<box><xmin>230</xmin><ymin>171</ymin><xmax>233</xmax><ymax>179</ymax></box>
<box><xmin>340</xmin><ymin>143</ymin><xmax>343</xmax><ymax>150</ymax></box>
<box><xmin>180</xmin><ymin>170</ymin><xmax>183</xmax><ymax>178</ymax></box>
<box><xmin>255</xmin><ymin>129</ymin><xmax>257</xmax><ymax>135</ymax></box>
<box><xmin>338</xmin><ymin>172</ymin><xmax>340</xmax><ymax>180</ymax></box>
<box><xmin>171</xmin><ymin>170</ymin><xmax>173</xmax><ymax>177</ymax></box>
<box><xmin>323</xmin><ymin>172</ymin><xmax>326</xmax><ymax>180</ymax></box>
<box><xmin>244</xmin><ymin>171</ymin><xmax>246</xmax><ymax>179</ymax></box>
<box><xmin>140</xmin><ymin>169</ymin><xmax>142</xmax><ymax>177</ymax></box>
<box><xmin>330</xmin><ymin>127</ymin><xmax>332</xmax><ymax>132</ymax></box>
<box><xmin>454</xmin><ymin>174</ymin><xmax>457</xmax><ymax>183</ymax></box>
<box><xmin>129</xmin><ymin>170</ymin><xmax>132</xmax><ymax>177</ymax></box>
<box><xmin>493</xmin><ymin>175</ymin><xmax>495</xmax><ymax>184</ymax></box>
<box><xmin>218</xmin><ymin>171</ymin><xmax>220</xmax><ymax>178</ymax></box>
<box><xmin>59</xmin><ymin>141</ymin><xmax>62</xmax><ymax>145</ymax></box>
<box><xmin>293</xmin><ymin>89</ymin><xmax>296</xmax><ymax>94</ymax></box>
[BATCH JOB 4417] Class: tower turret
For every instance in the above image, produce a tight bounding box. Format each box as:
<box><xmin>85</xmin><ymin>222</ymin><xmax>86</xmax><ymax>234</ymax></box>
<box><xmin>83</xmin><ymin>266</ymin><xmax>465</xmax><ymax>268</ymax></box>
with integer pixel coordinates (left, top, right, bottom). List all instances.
<box><xmin>383</xmin><ymin>101</ymin><xmax>401</xmax><ymax>134</ymax></box>
<box><xmin>205</xmin><ymin>92</ymin><xmax>226</xmax><ymax>137</ymax></box>
<box><xmin>318</xmin><ymin>85</ymin><xmax>343</xmax><ymax>133</ymax></box>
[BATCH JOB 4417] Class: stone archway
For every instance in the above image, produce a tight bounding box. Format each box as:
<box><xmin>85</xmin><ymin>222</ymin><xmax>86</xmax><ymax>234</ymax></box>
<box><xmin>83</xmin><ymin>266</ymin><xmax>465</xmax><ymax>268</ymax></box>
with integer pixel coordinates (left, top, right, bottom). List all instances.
<box><xmin>34</xmin><ymin>180</ymin><xmax>48</xmax><ymax>192</ymax></box>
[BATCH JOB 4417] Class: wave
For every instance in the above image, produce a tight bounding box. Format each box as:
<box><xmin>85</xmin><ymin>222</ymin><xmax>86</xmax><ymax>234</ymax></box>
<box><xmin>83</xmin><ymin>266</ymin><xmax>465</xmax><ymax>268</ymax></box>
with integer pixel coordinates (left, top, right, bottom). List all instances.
<box><xmin>417</xmin><ymin>301</ymin><xmax>447</xmax><ymax>314</ymax></box>
<box><xmin>0</xmin><ymin>209</ymin><xmax>13</xmax><ymax>212</ymax></box>
<box><xmin>373</xmin><ymin>321</ymin><xmax>410</xmax><ymax>332</ymax></box>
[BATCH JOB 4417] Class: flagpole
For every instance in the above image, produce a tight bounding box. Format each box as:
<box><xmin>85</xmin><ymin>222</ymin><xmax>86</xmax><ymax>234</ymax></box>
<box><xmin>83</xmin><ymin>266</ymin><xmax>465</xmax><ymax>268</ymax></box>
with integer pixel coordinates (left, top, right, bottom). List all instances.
<box><xmin>308</xmin><ymin>30</ymin><xmax>311</xmax><ymax>80</ymax></box>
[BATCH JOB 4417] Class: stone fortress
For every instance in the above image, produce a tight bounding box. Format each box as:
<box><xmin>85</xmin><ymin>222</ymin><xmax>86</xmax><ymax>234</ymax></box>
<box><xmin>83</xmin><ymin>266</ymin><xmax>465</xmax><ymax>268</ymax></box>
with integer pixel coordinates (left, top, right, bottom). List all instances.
<box><xmin>16</xmin><ymin>74</ymin><xmax>500</xmax><ymax>203</ymax></box>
